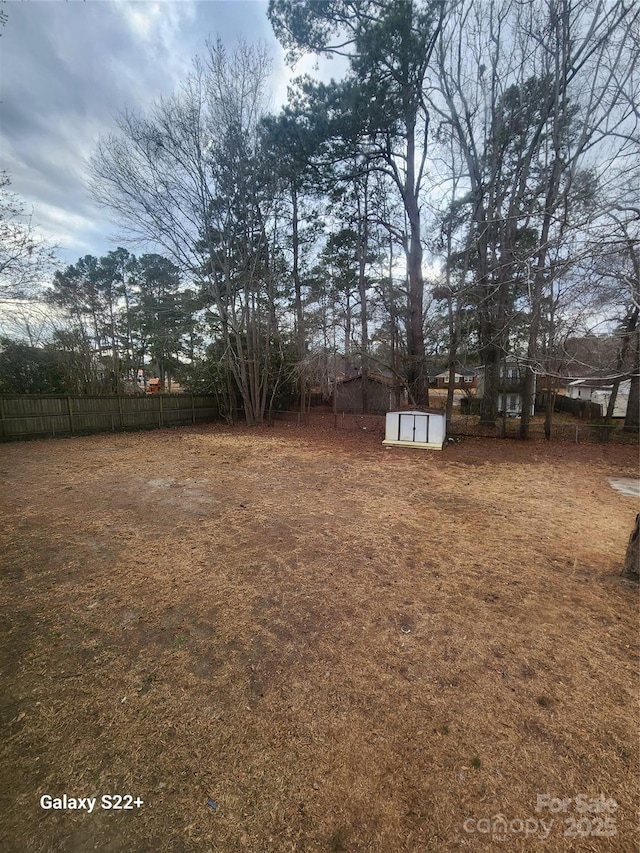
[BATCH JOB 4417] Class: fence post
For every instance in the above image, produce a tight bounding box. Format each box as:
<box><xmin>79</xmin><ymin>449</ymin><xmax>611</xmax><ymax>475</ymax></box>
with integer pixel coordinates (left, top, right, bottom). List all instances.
<box><xmin>118</xmin><ymin>395</ymin><xmax>124</xmax><ymax>430</ymax></box>
<box><xmin>159</xmin><ymin>393</ymin><xmax>163</xmax><ymax>427</ymax></box>
<box><xmin>0</xmin><ymin>396</ymin><xmax>5</xmax><ymax>441</ymax></box>
<box><xmin>191</xmin><ymin>394</ymin><xmax>195</xmax><ymax>425</ymax></box>
<box><xmin>67</xmin><ymin>396</ymin><xmax>74</xmax><ymax>435</ymax></box>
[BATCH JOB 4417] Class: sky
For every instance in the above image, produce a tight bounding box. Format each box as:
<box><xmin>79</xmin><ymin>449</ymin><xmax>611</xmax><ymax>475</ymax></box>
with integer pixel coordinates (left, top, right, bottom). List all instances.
<box><xmin>1</xmin><ymin>0</ymin><xmax>334</xmax><ymax>268</ymax></box>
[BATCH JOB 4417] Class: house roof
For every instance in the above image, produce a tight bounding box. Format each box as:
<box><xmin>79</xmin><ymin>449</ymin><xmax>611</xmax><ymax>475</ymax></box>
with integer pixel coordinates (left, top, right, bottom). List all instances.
<box><xmin>567</xmin><ymin>377</ymin><xmax>616</xmax><ymax>389</ymax></box>
<box><xmin>338</xmin><ymin>373</ymin><xmax>401</xmax><ymax>387</ymax></box>
<box><xmin>435</xmin><ymin>367</ymin><xmax>478</xmax><ymax>378</ymax></box>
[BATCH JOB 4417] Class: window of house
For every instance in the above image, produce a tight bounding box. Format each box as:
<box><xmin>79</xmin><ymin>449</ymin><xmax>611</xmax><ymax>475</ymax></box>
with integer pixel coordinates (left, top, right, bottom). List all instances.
<box><xmin>464</xmin><ymin>375</ymin><xmax>473</xmax><ymax>382</ymax></box>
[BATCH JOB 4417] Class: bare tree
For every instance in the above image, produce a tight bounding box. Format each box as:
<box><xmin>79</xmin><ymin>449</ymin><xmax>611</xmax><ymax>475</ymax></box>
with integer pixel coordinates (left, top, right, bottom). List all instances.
<box><xmin>598</xmin><ymin>212</ymin><xmax>640</xmax><ymax>432</ymax></box>
<box><xmin>0</xmin><ymin>173</ymin><xmax>58</xmax><ymax>303</ymax></box>
<box><xmin>89</xmin><ymin>39</ymin><xmax>282</xmax><ymax>424</ymax></box>
<box><xmin>433</xmin><ymin>0</ymin><xmax>638</xmax><ymax>433</ymax></box>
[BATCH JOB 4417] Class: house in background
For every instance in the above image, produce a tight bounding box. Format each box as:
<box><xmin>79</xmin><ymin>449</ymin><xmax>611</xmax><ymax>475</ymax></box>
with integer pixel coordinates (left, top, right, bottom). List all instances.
<box><xmin>334</xmin><ymin>373</ymin><xmax>407</xmax><ymax>414</ymax></box>
<box><xmin>566</xmin><ymin>376</ymin><xmax>630</xmax><ymax>417</ymax></box>
<box><xmin>433</xmin><ymin>367</ymin><xmax>478</xmax><ymax>390</ymax></box>
<box><xmin>476</xmin><ymin>358</ymin><xmax>536</xmax><ymax>417</ymax></box>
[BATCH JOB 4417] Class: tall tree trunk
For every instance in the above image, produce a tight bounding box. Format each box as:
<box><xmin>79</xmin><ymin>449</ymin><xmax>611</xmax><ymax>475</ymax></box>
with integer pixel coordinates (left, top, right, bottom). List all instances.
<box><xmin>387</xmin><ymin>236</ymin><xmax>401</xmax><ymax>408</ymax></box>
<box><xmin>479</xmin><ymin>345</ymin><xmax>500</xmax><ymax>424</ymax></box>
<box><xmin>357</xmin><ymin>179</ymin><xmax>370</xmax><ymax>414</ymax></box>
<box><xmin>623</xmin><ymin>514</ymin><xmax>639</xmax><ymax>581</ymax></box>
<box><xmin>623</xmin><ymin>310</ymin><xmax>639</xmax><ymax>432</ymax></box>
<box><xmin>445</xmin><ymin>283</ymin><xmax>460</xmax><ymax>426</ymax></box>
<box><xmin>291</xmin><ymin>183</ymin><xmax>306</xmax><ymax>415</ymax></box>
<box><xmin>474</xmin><ymin>209</ymin><xmax>501</xmax><ymax>425</ymax></box>
<box><xmin>345</xmin><ymin>295</ymin><xmax>352</xmax><ymax>361</ymax></box>
<box><xmin>624</xmin><ymin>346</ymin><xmax>639</xmax><ymax>432</ymax></box>
<box><xmin>543</xmin><ymin>282</ymin><xmax>559</xmax><ymax>441</ymax></box>
<box><xmin>520</xmin><ymin>5</ymin><xmax>567</xmax><ymax>440</ymax></box>
<box><xmin>544</xmin><ymin>385</ymin><xmax>556</xmax><ymax>441</ymax></box>
<box><xmin>404</xmin><ymin>120</ymin><xmax>429</xmax><ymax>408</ymax></box>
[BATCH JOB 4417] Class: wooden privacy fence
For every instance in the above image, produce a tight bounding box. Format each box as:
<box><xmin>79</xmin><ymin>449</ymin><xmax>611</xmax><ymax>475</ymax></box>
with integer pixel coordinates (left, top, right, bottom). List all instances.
<box><xmin>0</xmin><ymin>394</ymin><xmax>219</xmax><ymax>441</ymax></box>
<box><xmin>538</xmin><ymin>391</ymin><xmax>604</xmax><ymax>421</ymax></box>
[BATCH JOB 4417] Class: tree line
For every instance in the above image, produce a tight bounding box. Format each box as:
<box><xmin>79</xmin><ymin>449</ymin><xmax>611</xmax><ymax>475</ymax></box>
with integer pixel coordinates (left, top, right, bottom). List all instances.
<box><xmin>1</xmin><ymin>0</ymin><xmax>638</xmax><ymax>435</ymax></box>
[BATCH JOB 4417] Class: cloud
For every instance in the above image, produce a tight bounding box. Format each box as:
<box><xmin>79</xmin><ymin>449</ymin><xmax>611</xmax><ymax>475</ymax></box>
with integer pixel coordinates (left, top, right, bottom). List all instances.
<box><xmin>0</xmin><ymin>1</ymin><xmax>342</xmax><ymax>269</ymax></box>
<box><xmin>118</xmin><ymin>1</ymin><xmax>164</xmax><ymax>41</ymax></box>
<box><xmin>34</xmin><ymin>202</ymin><xmax>100</xmax><ymax>249</ymax></box>
<box><xmin>113</xmin><ymin>0</ymin><xmax>199</xmax><ymax>91</ymax></box>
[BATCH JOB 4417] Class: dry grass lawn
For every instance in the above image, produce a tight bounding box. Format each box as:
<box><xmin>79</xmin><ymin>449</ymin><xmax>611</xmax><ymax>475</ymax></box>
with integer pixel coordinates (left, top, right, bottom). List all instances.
<box><xmin>1</xmin><ymin>423</ymin><xmax>638</xmax><ymax>852</ymax></box>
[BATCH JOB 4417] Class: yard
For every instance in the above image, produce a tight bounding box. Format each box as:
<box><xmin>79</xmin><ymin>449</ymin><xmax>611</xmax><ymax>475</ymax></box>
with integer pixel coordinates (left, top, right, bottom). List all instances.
<box><xmin>1</xmin><ymin>424</ymin><xmax>638</xmax><ymax>852</ymax></box>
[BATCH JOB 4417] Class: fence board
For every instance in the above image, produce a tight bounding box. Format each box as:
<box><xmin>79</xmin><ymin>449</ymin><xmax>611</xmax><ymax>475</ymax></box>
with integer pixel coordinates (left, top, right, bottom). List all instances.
<box><xmin>0</xmin><ymin>394</ymin><xmax>219</xmax><ymax>441</ymax></box>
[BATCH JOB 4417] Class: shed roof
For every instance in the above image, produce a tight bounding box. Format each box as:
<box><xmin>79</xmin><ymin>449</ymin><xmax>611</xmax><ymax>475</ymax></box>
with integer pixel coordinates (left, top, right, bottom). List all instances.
<box><xmin>339</xmin><ymin>373</ymin><xmax>400</xmax><ymax>387</ymax></box>
<box><xmin>567</xmin><ymin>377</ymin><xmax>616</xmax><ymax>389</ymax></box>
<box><xmin>389</xmin><ymin>408</ymin><xmax>446</xmax><ymax>416</ymax></box>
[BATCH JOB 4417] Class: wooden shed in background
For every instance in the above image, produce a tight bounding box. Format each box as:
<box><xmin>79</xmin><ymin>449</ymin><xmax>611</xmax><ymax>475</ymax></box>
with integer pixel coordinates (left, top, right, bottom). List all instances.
<box><xmin>334</xmin><ymin>374</ymin><xmax>406</xmax><ymax>414</ymax></box>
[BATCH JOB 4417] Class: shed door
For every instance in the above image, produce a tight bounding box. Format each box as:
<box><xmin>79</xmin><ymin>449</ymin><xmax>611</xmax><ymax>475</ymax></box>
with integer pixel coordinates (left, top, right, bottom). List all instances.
<box><xmin>398</xmin><ymin>413</ymin><xmax>429</xmax><ymax>443</ymax></box>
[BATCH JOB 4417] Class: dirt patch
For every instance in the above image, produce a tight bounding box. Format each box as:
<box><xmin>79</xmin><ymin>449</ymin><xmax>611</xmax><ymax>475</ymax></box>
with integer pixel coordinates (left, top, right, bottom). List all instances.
<box><xmin>1</xmin><ymin>424</ymin><xmax>638</xmax><ymax>851</ymax></box>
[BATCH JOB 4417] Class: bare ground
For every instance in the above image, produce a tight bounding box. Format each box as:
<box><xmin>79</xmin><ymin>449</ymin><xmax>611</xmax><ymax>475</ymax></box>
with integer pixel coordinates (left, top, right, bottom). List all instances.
<box><xmin>1</xmin><ymin>423</ymin><xmax>638</xmax><ymax>852</ymax></box>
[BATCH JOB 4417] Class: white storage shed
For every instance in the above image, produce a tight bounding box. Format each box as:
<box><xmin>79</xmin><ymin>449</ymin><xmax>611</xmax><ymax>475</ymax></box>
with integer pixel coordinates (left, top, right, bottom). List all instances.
<box><xmin>382</xmin><ymin>409</ymin><xmax>446</xmax><ymax>451</ymax></box>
